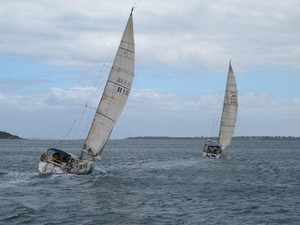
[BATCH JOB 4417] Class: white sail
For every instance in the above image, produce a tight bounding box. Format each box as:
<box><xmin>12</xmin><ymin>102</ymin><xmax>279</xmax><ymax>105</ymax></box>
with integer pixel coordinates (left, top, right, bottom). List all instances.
<box><xmin>83</xmin><ymin>10</ymin><xmax>135</xmax><ymax>158</ymax></box>
<box><xmin>218</xmin><ymin>61</ymin><xmax>238</xmax><ymax>150</ymax></box>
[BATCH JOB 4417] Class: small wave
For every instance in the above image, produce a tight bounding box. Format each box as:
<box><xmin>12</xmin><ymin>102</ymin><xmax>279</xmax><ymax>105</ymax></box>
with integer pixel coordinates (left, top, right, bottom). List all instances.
<box><xmin>0</xmin><ymin>204</ymin><xmax>36</xmax><ymax>224</ymax></box>
<box><xmin>0</xmin><ymin>171</ymin><xmax>38</xmax><ymax>188</ymax></box>
<box><xmin>0</xmin><ymin>171</ymin><xmax>8</xmax><ymax>176</ymax></box>
<box><xmin>92</xmin><ymin>166</ymin><xmax>113</xmax><ymax>177</ymax></box>
<box><xmin>35</xmin><ymin>173</ymin><xmax>53</xmax><ymax>179</ymax></box>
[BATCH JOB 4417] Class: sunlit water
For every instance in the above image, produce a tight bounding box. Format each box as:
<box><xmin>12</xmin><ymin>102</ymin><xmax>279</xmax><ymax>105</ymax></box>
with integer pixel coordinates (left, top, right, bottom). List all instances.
<box><xmin>0</xmin><ymin>138</ymin><xmax>299</xmax><ymax>225</ymax></box>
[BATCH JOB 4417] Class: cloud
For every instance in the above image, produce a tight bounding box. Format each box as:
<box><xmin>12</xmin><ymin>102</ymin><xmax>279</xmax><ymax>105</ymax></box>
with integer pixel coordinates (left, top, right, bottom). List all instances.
<box><xmin>128</xmin><ymin>89</ymin><xmax>219</xmax><ymax>116</ymax></box>
<box><xmin>45</xmin><ymin>87</ymin><xmax>97</xmax><ymax>107</ymax></box>
<box><xmin>127</xmin><ymin>89</ymin><xmax>300</xmax><ymax>120</ymax></box>
<box><xmin>118</xmin><ymin>89</ymin><xmax>300</xmax><ymax>138</ymax></box>
<box><xmin>239</xmin><ymin>92</ymin><xmax>300</xmax><ymax>119</ymax></box>
<box><xmin>0</xmin><ymin>86</ymin><xmax>299</xmax><ymax>138</ymax></box>
<box><xmin>0</xmin><ymin>86</ymin><xmax>97</xmax><ymax>138</ymax></box>
<box><xmin>0</xmin><ymin>0</ymin><xmax>299</xmax><ymax>70</ymax></box>
<box><xmin>0</xmin><ymin>86</ymin><xmax>95</xmax><ymax>110</ymax></box>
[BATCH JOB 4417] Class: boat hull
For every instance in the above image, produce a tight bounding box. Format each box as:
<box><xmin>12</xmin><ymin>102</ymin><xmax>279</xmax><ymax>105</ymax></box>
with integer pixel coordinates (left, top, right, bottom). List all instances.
<box><xmin>38</xmin><ymin>160</ymin><xmax>93</xmax><ymax>175</ymax></box>
<box><xmin>39</xmin><ymin>161</ymin><xmax>64</xmax><ymax>174</ymax></box>
<box><xmin>39</xmin><ymin>161</ymin><xmax>93</xmax><ymax>174</ymax></box>
<box><xmin>203</xmin><ymin>144</ymin><xmax>222</xmax><ymax>159</ymax></box>
<box><xmin>202</xmin><ymin>152</ymin><xmax>221</xmax><ymax>159</ymax></box>
<box><xmin>38</xmin><ymin>148</ymin><xmax>93</xmax><ymax>175</ymax></box>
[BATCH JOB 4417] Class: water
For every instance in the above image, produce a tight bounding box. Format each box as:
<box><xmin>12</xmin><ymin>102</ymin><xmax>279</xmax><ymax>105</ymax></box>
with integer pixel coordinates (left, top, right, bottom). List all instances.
<box><xmin>0</xmin><ymin>138</ymin><xmax>299</xmax><ymax>225</ymax></box>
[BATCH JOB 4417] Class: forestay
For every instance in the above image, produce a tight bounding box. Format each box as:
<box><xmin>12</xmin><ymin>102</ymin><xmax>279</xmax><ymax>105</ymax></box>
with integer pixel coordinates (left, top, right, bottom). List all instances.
<box><xmin>218</xmin><ymin>61</ymin><xmax>238</xmax><ymax>150</ymax></box>
<box><xmin>83</xmin><ymin>10</ymin><xmax>135</xmax><ymax>158</ymax></box>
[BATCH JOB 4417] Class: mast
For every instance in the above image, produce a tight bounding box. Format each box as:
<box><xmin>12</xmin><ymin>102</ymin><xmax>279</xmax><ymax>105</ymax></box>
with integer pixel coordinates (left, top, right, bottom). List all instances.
<box><xmin>81</xmin><ymin>9</ymin><xmax>135</xmax><ymax>159</ymax></box>
<box><xmin>218</xmin><ymin>60</ymin><xmax>238</xmax><ymax>150</ymax></box>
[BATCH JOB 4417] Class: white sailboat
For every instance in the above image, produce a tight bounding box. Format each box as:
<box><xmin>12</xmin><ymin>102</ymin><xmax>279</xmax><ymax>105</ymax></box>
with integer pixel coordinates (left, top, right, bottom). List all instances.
<box><xmin>39</xmin><ymin>8</ymin><xmax>135</xmax><ymax>174</ymax></box>
<box><xmin>203</xmin><ymin>61</ymin><xmax>238</xmax><ymax>158</ymax></box>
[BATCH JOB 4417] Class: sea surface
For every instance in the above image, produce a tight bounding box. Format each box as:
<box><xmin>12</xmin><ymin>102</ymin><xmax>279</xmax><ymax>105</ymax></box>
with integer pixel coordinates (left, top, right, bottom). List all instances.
<box><xmin>0</xmin><ymin>138</ymin><xmax>299</xmax><ymax>225</ymax></box>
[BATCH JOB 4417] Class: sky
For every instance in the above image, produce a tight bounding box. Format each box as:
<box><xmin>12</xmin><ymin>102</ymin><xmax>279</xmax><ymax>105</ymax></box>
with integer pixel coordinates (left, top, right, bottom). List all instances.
<box><xmin>0</xmin><ymin>0</ymin><xmax>299</xmax><ymax>139</ymax></box>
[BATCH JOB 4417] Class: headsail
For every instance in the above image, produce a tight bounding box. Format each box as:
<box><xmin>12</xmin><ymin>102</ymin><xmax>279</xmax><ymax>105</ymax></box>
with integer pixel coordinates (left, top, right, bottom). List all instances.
<box><xmin>82</xmin><ymin>9</ymin><xmax>135</xmax><ymax>158</ymax></box>
<box><xmin>218</xmin><ymin>61</ymin><xmax>238</xmax><ymax>150</ymax></box>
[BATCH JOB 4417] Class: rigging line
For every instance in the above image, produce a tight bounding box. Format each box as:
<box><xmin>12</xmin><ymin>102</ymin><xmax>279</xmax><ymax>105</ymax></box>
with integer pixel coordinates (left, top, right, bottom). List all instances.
<box><xmin>56</xmin><ymin>15</ymin><xmax>123</xmax><ymax>143</ymax></box>
<box><xmin>73</xmin><ymin>104</ymin><xmax>89</xmax><ymax>139</ymax></box>
<box><xmin>73</xmin><ymin>100</ymin><xmax>99</xmax><ymax>141</ymax></box>
<box><xmin>56</xmin><ymin>68</ymin><xmax>106</xmax><ymax>143</ymax></box>
<box><xmin>56</xmin><ymin>96</ymin><xmax>92</xmax><ymax>145</ymax></box>
<box><xmin>66</xmin><ymin>53</ymin><xmax>113</xmax><ymax>143</ymax></box>
<box><xmin>54</xmin><ymin>111</ymin><xmax>81</xmax><ymax>146</ymax></box>
<box><xmin>85</xmin><ymin>104</ymin><xmax>97</xmax><ymax>111</ymax></box>
<box><xmin>82</xmin><ymin>106</ymin><xmax>94</xmax><ymax>140</ymax></box>
<box><xmin>86</xmin><ymin>8</ymin><xmax>131</xmax><ymax>105</ymax></box>
<box><xmin>85</xmin><ymin>64</ymin><xmax>108</xmax><ymax>107</ymax></box>
<box><xmin>94</xmin><ymin>63</ymin><xmax>111</xmax><ymax>88</ymax></box>
<box><xmin>210</xmin><ymin>82</ymin><xmax>225</xmax><ymax>139</ymax></box>
<box><xmin>85</xmin><ymin>47</ymin><xmax>114</xmax><ymax>100</ymax></box>
<box><xmin>84</xmin><ymin>47</ymin><xmax>115</xmax><ymax>110</ymax></box>
<box><xmin>56</xmin><ymin>65</ymin><xmax>109</xmax><ymax>143</ymax></box>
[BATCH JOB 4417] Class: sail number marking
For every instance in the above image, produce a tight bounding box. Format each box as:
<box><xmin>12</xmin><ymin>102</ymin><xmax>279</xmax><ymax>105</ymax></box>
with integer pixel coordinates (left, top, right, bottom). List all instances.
<box><xmin>116</xmin><ymin>77</ymin><xmax>131</xmax><ymax>88</ymax></box>
<box><xmin>230</xmin><ymin>91</ymin><xmax>238</xmax><ymax>105</ymax></box>
<box><xmin>117</xmin><ymin>86</ymin><xmax>130</xmax><ymax>96</ymax></box>
<box><xmin>115</xmin><ymin>78</ymin><xmax>131</xmax><ymax>96</ymax></box>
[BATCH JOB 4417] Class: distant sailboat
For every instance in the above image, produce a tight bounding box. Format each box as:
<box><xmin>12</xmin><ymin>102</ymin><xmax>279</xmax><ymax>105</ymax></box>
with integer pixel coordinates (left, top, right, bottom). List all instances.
<box><xmin>39</xmin><ymin>8</ymin><xmax>135</xmax><ymax>174</ymax></box>
<box><xmin>203</xmin><ymin>61</ymin><xmax>238</xmax><ymax>158</ymax></box>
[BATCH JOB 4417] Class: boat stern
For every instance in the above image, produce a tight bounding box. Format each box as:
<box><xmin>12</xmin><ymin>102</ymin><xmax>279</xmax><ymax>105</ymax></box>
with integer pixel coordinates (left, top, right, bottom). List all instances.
<box><xmin>202</xmin><ymin>144</ymin><xmax>222</xmax><ymax>158</ymax></box>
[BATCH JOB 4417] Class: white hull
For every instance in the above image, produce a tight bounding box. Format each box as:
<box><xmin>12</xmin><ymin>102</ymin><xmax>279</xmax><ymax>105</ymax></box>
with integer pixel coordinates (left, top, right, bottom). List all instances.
<box><xmin>39</xmin><ymin>148</ymin><xmax>94</xmax><ymax>175</ymax></box>
<box><xmin>202</xmin><ymin>152</ymin><xmax>221</xmax><ymax>159</ymax></box>
<box><xmin>39</xmin><ymin>161</ymin><xmax>64</xmax><ymax>174</ymax></box>
<box><xmin>38</xmin><ymin>160</ymin><xmax>93</xmax><ymax>175</ymax></box>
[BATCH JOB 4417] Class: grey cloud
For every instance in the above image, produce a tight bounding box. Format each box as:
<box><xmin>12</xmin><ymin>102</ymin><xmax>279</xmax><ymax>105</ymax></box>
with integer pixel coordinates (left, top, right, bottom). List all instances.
<box><xmin>0</xmin><ymin>0</ymin><xmax>299</xmax><ymax>70</ymax></box>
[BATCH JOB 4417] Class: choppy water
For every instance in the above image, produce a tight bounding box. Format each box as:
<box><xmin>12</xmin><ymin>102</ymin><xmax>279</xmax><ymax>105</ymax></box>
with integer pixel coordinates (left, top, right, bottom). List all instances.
<box><xmin>0</xmin><ymin>138</ymin><xmax>299</xmax><ymax>225</ymax></box>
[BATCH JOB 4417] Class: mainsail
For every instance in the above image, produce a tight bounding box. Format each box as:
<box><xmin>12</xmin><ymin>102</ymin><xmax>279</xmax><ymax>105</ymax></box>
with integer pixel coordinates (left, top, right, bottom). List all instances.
<box><xmin>82</xmin><ymin>9</ymin><xmax>135</xmax><ymax>158</ymax></box>
<box><xmin>218</xmin><ymin>61</ymin><xmax>238</xmax><ymax>150</ymax></box>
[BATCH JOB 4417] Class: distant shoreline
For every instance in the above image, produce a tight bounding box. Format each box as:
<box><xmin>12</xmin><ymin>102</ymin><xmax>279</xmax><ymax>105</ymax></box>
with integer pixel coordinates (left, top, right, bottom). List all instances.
<box><xmin>0</xmin><ymin>133</ymin><xmax>299</xmax><ymax>140</ymax></box>
<box><xmin>0</xmin><ymin>131</ymin><xmax>21</xmax><ymax>139</ymax></box>
<box><xmin>125</xmin><ymin>136</ymin><xmax>300</xmax><ymax>140</ymax></box>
